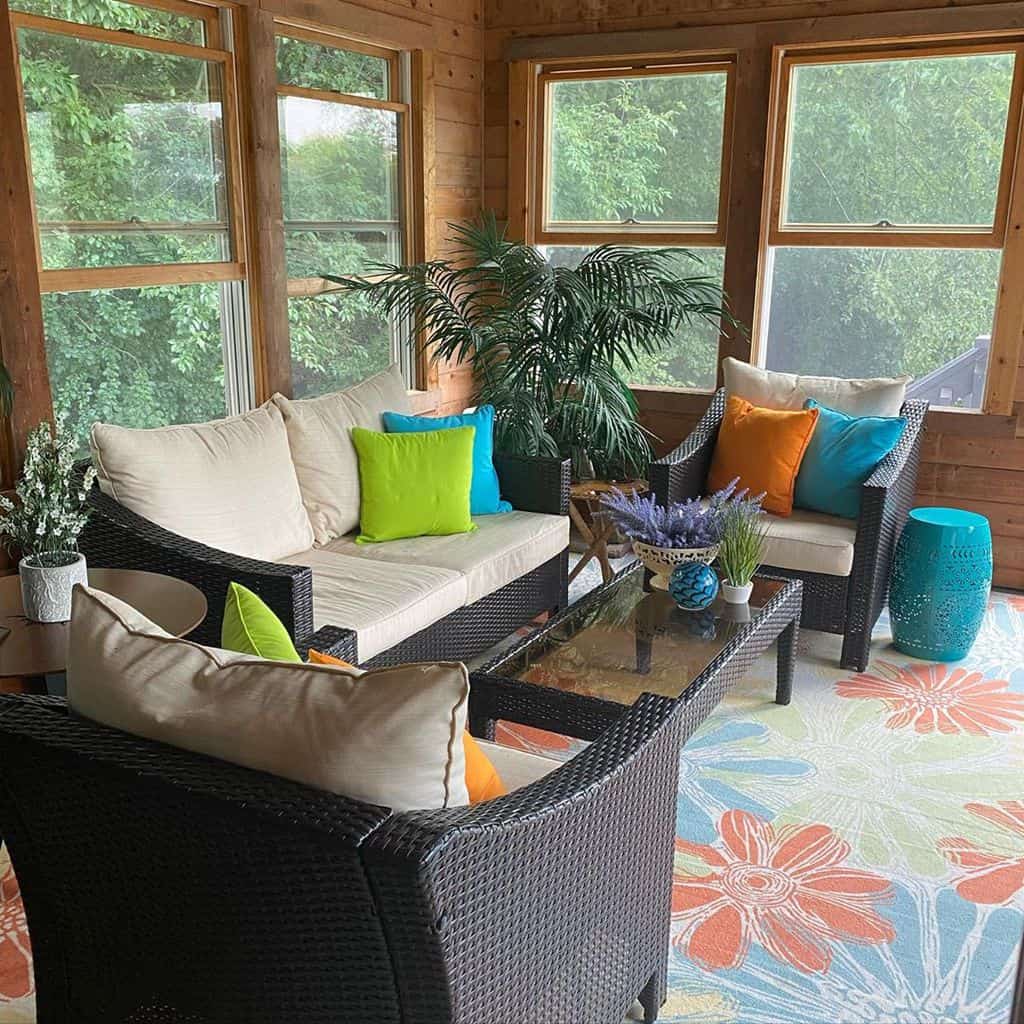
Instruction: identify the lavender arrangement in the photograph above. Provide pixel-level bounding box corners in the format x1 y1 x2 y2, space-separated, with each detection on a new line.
601 478 755 550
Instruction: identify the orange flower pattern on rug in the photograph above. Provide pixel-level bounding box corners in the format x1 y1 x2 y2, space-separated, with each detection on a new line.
835 661 1024 735
672 809 895 974
939 801 1024 906
0 862 32 1002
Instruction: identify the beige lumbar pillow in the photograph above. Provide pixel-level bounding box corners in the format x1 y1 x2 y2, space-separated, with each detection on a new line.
273 363 412 545
91 402 314 563
66 586 469 811
722 356 908 418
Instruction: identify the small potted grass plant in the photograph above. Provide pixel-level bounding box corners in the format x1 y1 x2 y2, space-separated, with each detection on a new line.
716 496 769 605
0 418 95 622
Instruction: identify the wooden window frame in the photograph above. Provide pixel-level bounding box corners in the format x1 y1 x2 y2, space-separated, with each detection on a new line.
530 55 737 248
274 25 414 304
756 34 1024 414
767 40 1024 251
10 7 247 294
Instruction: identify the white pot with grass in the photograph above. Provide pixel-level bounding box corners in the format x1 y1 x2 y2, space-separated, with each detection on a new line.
716 498 769 606
0 418 96 623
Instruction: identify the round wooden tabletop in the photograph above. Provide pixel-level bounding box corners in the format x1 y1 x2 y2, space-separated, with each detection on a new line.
0 568 207 678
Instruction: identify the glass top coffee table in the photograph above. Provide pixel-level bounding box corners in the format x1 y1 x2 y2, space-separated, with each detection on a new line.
469 566 803 742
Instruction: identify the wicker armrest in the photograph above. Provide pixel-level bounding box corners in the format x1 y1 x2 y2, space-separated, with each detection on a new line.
862 399 928 495
648 389 725 505
493 453 571 515
467 670 625 742
80 482 314 648
299 625 360 664
361 691 685 1016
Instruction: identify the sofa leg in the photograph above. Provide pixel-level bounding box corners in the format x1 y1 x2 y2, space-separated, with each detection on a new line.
638 969 663 1023
840 629 871 673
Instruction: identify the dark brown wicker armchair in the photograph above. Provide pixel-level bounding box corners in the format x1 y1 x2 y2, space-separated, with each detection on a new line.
0 676 685 1024
78 452 571 666
649 389 928 672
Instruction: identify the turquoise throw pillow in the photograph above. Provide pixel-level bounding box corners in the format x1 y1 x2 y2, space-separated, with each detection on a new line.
382 405 512 516
794 400 906 519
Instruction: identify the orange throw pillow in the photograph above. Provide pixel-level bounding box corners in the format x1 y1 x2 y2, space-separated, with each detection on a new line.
708 395 819 516
308 649 507 804
308 648 356 669
463 732 507 803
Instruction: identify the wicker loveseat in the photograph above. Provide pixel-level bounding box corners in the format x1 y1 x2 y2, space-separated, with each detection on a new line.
79 365 571 665
0 675 685 1024
650 388 928 671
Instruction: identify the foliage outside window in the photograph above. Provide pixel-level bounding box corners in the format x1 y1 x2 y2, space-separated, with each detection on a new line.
763 48 1020 409
535 62 732 390
276 31 409 398
11 0 242 442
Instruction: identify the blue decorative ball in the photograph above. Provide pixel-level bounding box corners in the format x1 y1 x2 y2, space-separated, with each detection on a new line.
668 561 719 610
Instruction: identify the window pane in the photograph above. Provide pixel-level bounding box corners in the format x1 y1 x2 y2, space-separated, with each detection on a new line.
276 35 389 99
278 95 401 279
10 0 205 44
18 28 231 269
763 247 1000 409
543 246 724 390
288 293 394 398
785 53 1016 227
43 284 227 443
548 71 728 226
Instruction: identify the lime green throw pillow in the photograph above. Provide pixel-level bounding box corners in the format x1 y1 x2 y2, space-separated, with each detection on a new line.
221 581 301 662
351 425 477 544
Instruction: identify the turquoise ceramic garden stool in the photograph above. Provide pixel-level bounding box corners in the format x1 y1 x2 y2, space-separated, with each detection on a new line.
889 507 992 662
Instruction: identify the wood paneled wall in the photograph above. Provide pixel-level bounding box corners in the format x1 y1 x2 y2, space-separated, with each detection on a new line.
483 0 1024 589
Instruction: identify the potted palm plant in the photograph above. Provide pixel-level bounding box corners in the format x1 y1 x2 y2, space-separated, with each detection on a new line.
324 213 734 479
0 419 95 622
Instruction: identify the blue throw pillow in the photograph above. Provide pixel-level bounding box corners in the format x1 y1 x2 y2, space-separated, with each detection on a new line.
794 400 906 519
382 405 513 516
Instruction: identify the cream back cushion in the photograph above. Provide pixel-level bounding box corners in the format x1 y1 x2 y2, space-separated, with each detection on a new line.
723 357 909 417
273 364 412 544
91 403 314 563
67 586 470 811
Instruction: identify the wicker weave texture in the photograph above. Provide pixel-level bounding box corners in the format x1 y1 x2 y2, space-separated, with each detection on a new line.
0 679 686 1024
649 390 927 671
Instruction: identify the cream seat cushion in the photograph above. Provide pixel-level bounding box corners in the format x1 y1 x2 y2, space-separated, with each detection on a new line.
325 510 570 605
91 403 314 563
477 739 560 792
273 364 411 545
761 508 857 577
280 548 468 662
723 356 908 418
67 586 470 811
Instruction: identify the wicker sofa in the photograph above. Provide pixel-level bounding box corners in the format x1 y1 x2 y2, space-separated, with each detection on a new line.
79 366 571 665
0 676 685 1024
650 388 928 672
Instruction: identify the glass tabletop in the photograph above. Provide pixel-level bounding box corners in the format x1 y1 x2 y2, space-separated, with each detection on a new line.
482 567 787 706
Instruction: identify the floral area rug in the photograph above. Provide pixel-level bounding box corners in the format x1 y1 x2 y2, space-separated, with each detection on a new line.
497 593 1024 1024
0 594 1021 1023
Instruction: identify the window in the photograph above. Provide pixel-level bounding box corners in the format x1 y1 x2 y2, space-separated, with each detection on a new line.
533 60 733 389
276 29 410 398
11 0 248 441
762 46 1022 408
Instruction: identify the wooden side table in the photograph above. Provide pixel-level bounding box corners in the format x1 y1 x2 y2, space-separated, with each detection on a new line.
0 568 207 689
568 479 647 585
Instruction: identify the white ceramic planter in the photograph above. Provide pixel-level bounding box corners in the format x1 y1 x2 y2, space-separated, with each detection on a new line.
633 541 720 578
19 552 88 623
720 580 754 605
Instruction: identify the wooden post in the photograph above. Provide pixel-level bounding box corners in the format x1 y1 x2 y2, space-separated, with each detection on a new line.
235 4 291 402
718 45 773 379
0 0 53 480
